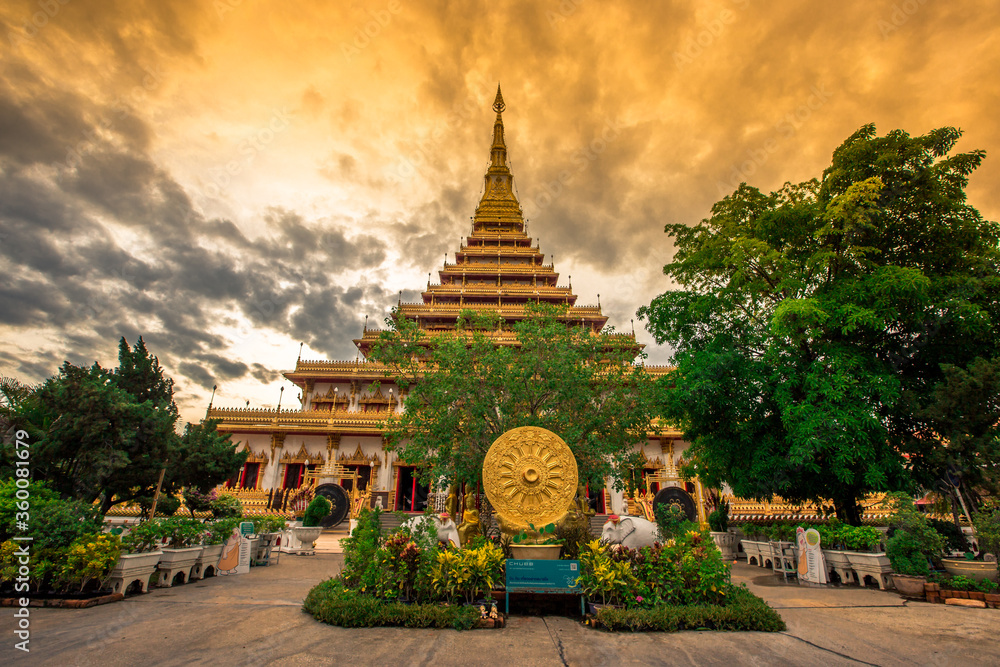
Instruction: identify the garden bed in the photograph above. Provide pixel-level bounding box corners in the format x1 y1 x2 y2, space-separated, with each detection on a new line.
303 579 487 630
587 586 785 632
0 592 124 609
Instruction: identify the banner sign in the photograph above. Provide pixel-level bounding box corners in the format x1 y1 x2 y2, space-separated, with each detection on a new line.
506 559 580 592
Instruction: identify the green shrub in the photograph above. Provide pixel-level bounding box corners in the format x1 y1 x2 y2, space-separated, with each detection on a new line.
708 501 729 533
154 517 206 548
340 508 384 588
122 520 166 553
303 578 480 630
60 533 122 592
592 586 785 633
251 514 288 534
302 495 331 527
883 493 943 576
206 517 243 546
972 501 1000 557
927 518 968 554
654 503 696 541
554 520 592 560
837 524 883 552
211 494 243 519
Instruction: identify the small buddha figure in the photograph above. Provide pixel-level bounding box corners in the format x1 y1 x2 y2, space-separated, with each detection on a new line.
458 490 482 546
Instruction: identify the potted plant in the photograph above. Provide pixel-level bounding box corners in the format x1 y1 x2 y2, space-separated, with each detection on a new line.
510 523 563 560
108 521 164 595
708 501 736 560
883 493 944 597
191 518 241 580
251 515 288 563
154 517 205 587
944 503 1000 583
293 496 330 555
577 539 635 613
210 493 243 519
840 524 892 589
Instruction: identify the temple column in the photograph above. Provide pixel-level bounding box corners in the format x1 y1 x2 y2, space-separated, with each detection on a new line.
268 433 286 489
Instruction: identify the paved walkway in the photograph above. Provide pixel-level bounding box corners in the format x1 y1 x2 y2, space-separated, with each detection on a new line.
7 557 998 666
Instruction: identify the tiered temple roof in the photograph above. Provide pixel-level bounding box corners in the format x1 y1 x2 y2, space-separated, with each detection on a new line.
353 85 619 354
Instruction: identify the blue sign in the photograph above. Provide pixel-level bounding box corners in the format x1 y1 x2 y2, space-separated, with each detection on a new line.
505 559 583 615
506 559 580 592
239 521 255 537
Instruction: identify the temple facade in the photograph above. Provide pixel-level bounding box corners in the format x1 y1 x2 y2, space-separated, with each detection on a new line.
207 87 698 522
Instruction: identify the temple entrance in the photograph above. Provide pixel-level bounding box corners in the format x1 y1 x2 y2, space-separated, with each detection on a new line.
395 466 429 512
239 463 260 489
341 464 371 492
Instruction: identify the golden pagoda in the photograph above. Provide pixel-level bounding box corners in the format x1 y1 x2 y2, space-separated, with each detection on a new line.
355 85 618 355
205 86 686 522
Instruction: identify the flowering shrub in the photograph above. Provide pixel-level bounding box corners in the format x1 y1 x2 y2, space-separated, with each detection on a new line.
183 488 217 516
579 528 732 608
60 534 122 592
122 520 165 553
210 494 243 519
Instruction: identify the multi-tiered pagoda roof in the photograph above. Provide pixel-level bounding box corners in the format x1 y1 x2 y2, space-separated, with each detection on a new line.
353 85 629 355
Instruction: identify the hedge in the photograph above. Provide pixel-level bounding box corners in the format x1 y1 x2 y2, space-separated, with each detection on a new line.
303 579 481 630
592 585 785 633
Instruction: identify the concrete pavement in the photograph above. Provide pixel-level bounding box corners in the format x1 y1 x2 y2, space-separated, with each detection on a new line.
7 555 998 666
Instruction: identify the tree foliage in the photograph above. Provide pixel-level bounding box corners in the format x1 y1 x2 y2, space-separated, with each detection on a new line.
639 125 1000 523
6 337 245 512
368 304 657 489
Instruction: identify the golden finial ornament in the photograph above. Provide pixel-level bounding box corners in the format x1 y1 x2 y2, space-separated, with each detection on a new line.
492 84 505 114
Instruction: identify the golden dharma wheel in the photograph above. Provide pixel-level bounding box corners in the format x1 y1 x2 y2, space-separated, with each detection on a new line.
482 426 578 532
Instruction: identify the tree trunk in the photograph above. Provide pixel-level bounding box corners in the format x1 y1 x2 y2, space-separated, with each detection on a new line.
833 495 863 526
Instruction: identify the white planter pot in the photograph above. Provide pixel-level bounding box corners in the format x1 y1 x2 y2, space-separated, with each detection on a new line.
156 546 203 587
292 526 323 555
190 543 225 580
510 544 562 560
741 540 769 567
822 549 855 584
942 558 999 583
844 551 892 590
710 532 736 560
108 551 162 595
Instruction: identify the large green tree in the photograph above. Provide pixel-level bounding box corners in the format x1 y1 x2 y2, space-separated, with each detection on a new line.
368 305 657 489
10 337 245 512
639 125 1000 524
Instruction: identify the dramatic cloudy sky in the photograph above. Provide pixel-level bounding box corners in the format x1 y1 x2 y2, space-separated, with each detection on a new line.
1 0 998 425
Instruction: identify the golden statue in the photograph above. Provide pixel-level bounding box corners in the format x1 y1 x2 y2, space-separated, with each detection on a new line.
482 426 578 537
446 485 459 519
457 489 481 546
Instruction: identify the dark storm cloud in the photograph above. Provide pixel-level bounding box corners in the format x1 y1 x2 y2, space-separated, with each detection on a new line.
0 55 390 396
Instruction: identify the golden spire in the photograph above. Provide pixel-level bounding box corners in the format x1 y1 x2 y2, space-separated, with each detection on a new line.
474 83 522 231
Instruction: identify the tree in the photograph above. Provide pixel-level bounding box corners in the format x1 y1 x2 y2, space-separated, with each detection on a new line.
10 338 245 513
367 304 657 490
639 125 1000 524
166 419 246 494
22 360 177 513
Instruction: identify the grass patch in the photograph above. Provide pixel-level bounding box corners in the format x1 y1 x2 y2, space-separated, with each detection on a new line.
303 579 481 630
592 585 785 633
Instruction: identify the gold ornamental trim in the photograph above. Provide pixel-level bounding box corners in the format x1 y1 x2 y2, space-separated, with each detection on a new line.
482 426 577 532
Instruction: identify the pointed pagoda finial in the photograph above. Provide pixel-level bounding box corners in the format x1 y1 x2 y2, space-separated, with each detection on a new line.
493 83 505 114
297 342 303 361
631 318 636 335
363 314 369 333
597 293 601 307
398 290 402 306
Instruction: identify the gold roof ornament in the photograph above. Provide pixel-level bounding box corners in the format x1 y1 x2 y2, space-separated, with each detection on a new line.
492 83 505 113
483 426 578 535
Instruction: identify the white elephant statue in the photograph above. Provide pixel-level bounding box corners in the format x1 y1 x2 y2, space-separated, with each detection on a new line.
601 515 659 549
401 513 461 548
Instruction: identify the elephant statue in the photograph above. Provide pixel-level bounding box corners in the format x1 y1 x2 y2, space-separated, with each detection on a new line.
401 513 461 548
600 514 659 549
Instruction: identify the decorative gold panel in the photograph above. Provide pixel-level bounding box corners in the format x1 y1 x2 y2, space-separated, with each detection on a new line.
482 426 577 533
